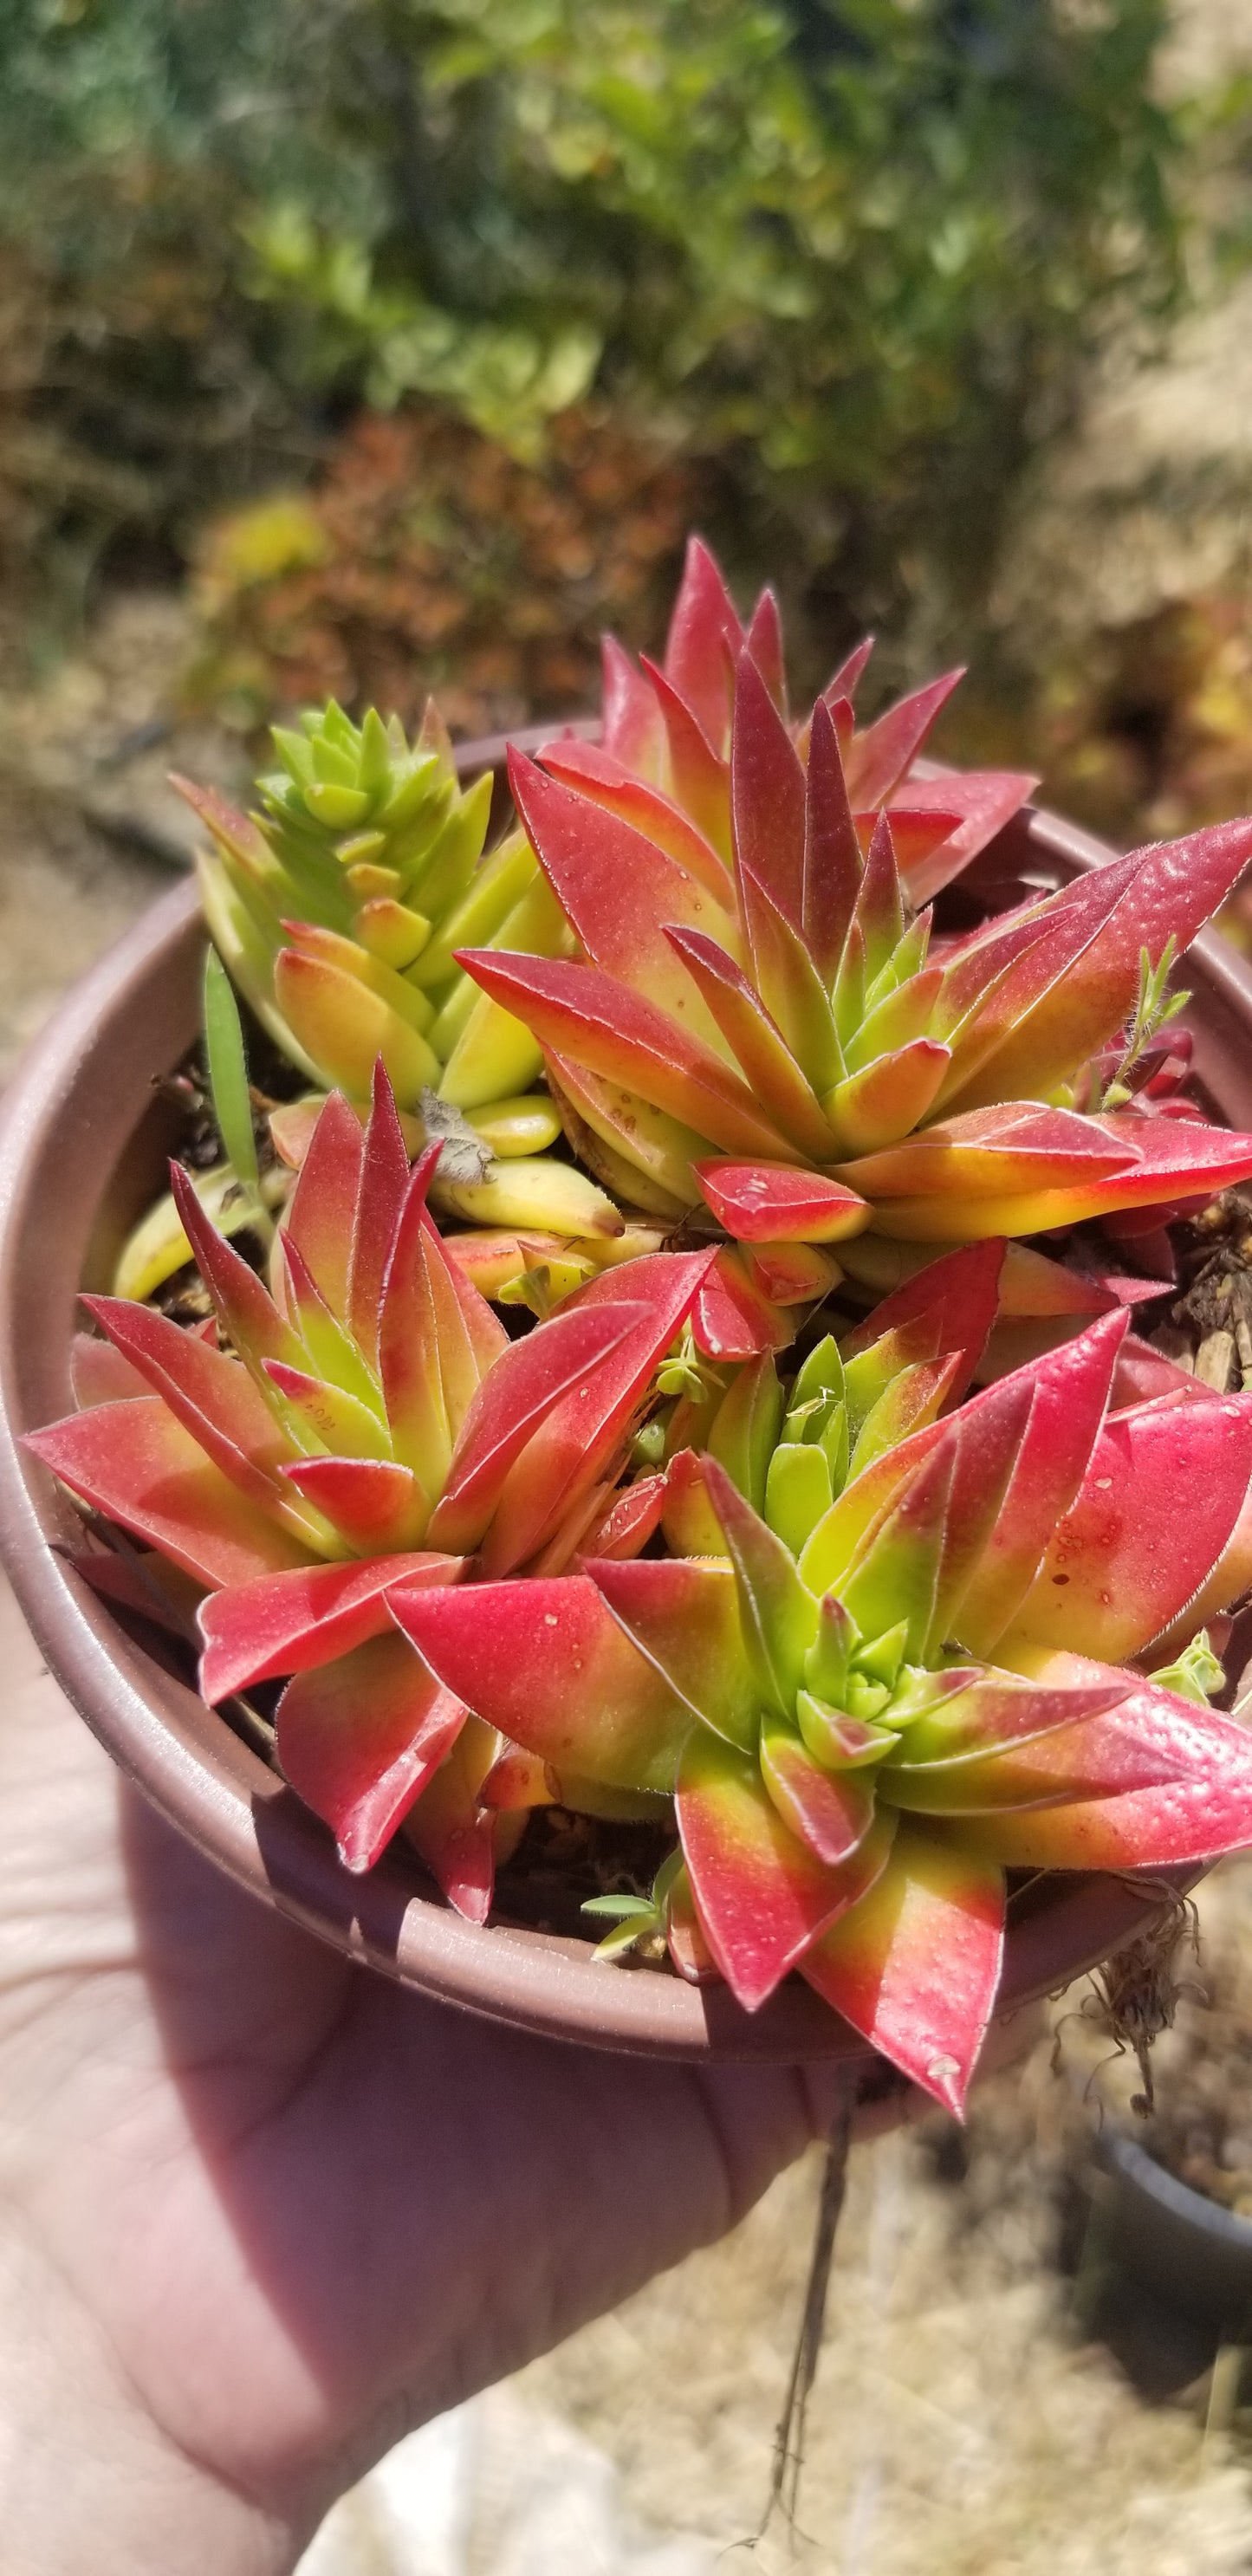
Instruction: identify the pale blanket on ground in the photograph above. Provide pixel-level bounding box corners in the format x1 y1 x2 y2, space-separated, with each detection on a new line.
296 2390 713 2576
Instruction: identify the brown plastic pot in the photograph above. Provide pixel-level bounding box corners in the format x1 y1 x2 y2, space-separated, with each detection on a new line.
0 734 1223 2062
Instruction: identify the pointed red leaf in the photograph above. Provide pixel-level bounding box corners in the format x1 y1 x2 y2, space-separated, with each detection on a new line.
347 1058 412 1367
426 1301 645 1553
282 1455 426 1551
840 1101 1132 1200
640 653 731 855
662 535 743 751
456 950 801 1164
734 845 843 1088
868 809 963 877
539 736 729 897
760 1723 876 1866
1004 1391 1252 1663
276 1631 466 1872
694 1159 869 1245
478 1251 716 1574
172 775 271 872
937 858 1138 1067
24 1399 312 1590
587 1554 757 1746
417 1205 500 1445
730 649 808 931
821 636 875 710
887 1699 1192 1813
843 671 964 807
377 1141 449 1483
840 1238 1005 1401
847 812 905 986
801 1823 1004 2113
928 1372 1036 1647
745 587 786 710
578 1472 668 1562
284 1090 365 1320
894 1667 1131 1762
954 1311 1130 1656
1110 1333 1206 1411
678 1732 897 2012
168 1160 306 1380
954 1661 1252 1869
692 1245 795 1359
944 819 1252 1111
402 1714 502 1923
388 1574 694 1793
79 1294 295 1513
888 771 1037 903
70 1331 150 1407
198 1550 462 1702
508 749 741 1051
600 633 667 776
873 1109 1252 1242
802 696 862 980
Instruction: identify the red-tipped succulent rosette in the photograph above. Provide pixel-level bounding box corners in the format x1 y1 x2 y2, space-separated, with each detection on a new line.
24 1064 715 1903
453 537 1252 1357
542 535 1038 912
392 1277 1252 2114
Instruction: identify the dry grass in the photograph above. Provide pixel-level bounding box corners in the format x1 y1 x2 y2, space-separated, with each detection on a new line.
517 1877 1252 2573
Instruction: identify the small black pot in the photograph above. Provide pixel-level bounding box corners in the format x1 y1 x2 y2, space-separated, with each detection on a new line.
1093 2126 1252 2333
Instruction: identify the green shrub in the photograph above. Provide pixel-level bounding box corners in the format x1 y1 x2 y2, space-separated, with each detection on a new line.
0 0 1197 639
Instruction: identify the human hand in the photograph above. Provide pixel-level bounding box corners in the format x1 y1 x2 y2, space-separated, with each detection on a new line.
0 1576 858 2575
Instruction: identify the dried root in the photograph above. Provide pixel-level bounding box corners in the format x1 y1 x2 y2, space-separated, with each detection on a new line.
1052 1887 1201 2116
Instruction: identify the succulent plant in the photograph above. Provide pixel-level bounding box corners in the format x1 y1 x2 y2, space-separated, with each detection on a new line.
457 539 1252 1354
27 1065 714 1905
538 535 1040 909
59 538 1252 2115
173 699 622 1246
390 1243 1252 2110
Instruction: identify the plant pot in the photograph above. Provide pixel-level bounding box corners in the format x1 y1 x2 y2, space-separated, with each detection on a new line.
1089 2127 1252 2333
0 734 1216 2062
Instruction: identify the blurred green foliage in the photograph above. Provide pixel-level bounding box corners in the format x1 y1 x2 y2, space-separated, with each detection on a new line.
0 0 1196 639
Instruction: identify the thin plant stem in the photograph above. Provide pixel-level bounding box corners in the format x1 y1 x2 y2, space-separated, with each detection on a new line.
757 2078 856 2544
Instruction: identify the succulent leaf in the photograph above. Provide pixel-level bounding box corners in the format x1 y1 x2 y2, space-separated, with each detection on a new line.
675 1731 889 2012
199 1551 462 1703
25 1398 314 1591
276 1632 467 1874
30 1068 711 1896
402 1715 508 1925
801 1823 1004 2115
388 1574 695 1794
